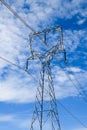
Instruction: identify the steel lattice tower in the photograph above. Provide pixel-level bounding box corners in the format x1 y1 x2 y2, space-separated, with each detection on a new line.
26 26 66 130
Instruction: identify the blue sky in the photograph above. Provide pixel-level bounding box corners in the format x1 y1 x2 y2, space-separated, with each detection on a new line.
0 0 87 130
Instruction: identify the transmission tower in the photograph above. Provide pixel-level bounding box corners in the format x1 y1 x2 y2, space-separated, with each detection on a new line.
26 26 66 130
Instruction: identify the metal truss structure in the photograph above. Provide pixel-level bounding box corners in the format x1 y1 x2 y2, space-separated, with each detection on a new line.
26 26 66 130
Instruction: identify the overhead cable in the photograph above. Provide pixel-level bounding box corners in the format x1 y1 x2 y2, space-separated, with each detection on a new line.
0 0 34 31
59 64 87 104
58 101 87 128
64 63 87 104
0 56 39 83
0 0 49 47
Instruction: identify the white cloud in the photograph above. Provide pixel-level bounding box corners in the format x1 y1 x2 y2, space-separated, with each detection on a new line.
57 0 87 19
65 67 82 73
77 18 86 25
64 30 86 52
0 115 14 122
0 67 37 103
0 113 31 129
0 113 52 130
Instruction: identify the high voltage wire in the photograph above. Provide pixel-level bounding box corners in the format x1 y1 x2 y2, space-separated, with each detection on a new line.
0 56 87 128
52 59 87 104
57 63 87 104
0 0 34 31
63 63 87 104
66 63 86 88
0 0 49 47
0 56 39 83
58 101 87 128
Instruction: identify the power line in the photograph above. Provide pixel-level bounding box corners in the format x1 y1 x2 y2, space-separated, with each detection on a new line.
0 0 49 47
63 63 87 103
58 101 87 128
0 56 39 83
64 68 87 104
66 63 87 91
0 0 34 31
52 60 87 104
